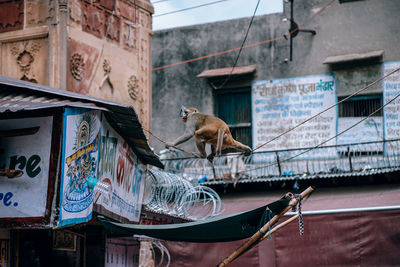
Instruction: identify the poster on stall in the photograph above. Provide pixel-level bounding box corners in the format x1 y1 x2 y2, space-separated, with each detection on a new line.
0 117 53 219
383 61 400 156
252 74 337 158
337 117 383 151
97 116 145 222
59 109 101 226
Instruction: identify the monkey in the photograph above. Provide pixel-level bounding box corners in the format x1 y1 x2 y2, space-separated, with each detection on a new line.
166 106 252 162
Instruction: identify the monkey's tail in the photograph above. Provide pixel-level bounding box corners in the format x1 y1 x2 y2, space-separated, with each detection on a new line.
216 129 224 156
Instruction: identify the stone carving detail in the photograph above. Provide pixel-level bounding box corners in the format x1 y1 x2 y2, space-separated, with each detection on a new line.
26 0 55 26
139 10 149 28
106 14 121 42
83 4 106 38
70 53 85 81
10 40 42 80
97 0 115 10
103 59 111 75
122 23 137 51
17 51 34 73
100 59 114 94
127 75 139 100
0 0 24 33
69 0 82 26
117 1 136 22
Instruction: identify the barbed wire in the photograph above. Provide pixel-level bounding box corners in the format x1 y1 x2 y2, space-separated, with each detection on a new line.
143 168 222 220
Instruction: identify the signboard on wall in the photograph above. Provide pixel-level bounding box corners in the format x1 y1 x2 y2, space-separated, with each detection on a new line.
383 61 400 155
59 109 101 226
337 117 383 151
0 117 53 219
97 117 145 222
252 75 337 157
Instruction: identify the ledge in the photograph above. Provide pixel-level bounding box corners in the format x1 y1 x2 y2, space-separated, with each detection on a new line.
0 26 49 43
323 50 384 65
197 65 257 78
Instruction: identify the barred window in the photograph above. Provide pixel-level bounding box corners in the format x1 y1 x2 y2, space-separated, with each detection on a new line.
338 94 382 117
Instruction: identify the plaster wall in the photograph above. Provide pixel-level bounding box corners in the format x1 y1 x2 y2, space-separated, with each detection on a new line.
152 0 400 153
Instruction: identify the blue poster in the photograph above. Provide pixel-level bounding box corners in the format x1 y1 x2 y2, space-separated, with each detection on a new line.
59 108 101 226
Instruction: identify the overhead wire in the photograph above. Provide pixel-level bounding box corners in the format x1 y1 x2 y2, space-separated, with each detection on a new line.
152 0 336 71
213 0 261 89
87 0 118 91
152 0 170 4
153 67 400 165
242 88 400 174
153 0 229 17
253 66 400 152
150 0 395 163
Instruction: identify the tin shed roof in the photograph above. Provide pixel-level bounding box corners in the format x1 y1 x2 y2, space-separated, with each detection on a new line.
0 75 163 168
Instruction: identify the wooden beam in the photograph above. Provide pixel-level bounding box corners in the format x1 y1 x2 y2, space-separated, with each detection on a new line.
218 186 314 267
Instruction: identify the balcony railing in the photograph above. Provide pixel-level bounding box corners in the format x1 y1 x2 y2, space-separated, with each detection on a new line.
160 139 400 185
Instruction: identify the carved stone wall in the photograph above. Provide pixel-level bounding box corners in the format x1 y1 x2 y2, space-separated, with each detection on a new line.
1 37 48 84
68 0 154 131
26 0 55 27
0 0 24 33
0 0 154 130
68 38 99 94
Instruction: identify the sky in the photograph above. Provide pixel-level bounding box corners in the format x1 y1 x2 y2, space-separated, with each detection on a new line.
150 0 283 31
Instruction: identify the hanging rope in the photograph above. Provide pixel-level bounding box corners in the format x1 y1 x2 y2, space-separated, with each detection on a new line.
296 194 304 236
143 128 200 158
266 207 272 239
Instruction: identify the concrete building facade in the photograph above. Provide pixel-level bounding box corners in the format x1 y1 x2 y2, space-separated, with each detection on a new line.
152 0 400 153
151 0 400 266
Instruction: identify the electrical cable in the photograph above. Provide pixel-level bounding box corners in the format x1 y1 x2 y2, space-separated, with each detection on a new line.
152 0 170 4
252 66 400 152
153 0 229 17
242 88 400 174
155 67 400 166
87 0 118 91
213 0 261 89
152 0 336 71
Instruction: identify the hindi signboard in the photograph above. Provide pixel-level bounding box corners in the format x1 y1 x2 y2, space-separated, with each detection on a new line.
383 61 400 155
97 117 145 222
252 75 337 158
337 117 383 151
0 117 53 219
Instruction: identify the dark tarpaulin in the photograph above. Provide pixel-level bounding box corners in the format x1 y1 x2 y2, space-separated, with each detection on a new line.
97 197 289 243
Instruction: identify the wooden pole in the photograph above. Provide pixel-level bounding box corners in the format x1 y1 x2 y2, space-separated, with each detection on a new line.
218 186 314 267
235 213 300 260
259 214 299 241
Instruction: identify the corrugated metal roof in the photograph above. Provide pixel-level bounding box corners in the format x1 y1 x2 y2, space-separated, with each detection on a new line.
196 65 257 78
201 167 400 185
0 75 163 168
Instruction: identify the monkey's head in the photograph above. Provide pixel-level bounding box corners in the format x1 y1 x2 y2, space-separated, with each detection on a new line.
180 106 198 122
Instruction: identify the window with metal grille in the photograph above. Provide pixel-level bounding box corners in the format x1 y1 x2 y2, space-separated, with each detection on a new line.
215 88 252 150
338 94 382 117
